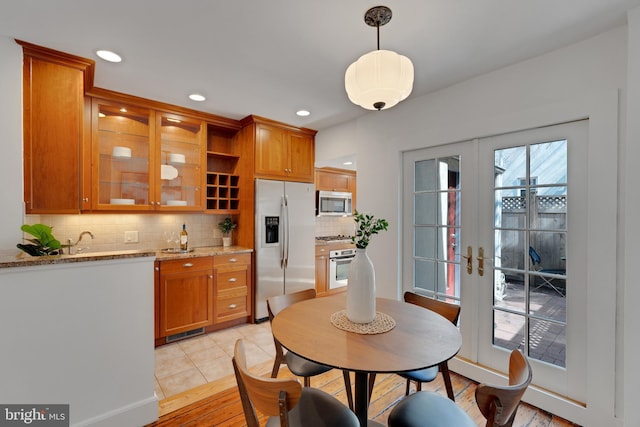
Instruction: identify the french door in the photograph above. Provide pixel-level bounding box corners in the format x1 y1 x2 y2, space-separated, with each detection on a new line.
402 120 588 401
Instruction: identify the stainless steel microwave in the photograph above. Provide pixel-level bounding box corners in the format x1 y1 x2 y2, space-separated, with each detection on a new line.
316 191 353 216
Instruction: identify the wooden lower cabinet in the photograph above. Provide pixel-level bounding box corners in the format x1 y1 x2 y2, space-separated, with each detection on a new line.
155 252 252 345
315 246 330 296
213 253 251 323
158 257 214 337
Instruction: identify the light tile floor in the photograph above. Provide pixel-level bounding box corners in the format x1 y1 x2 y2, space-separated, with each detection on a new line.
154 322 275 400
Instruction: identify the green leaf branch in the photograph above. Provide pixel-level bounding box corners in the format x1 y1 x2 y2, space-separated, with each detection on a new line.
351 210 389 249
17 223 63 256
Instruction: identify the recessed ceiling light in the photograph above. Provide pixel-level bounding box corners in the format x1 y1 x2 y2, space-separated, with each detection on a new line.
189 93 206 102
96 50 122 63
296 110 311 117
343 161 353 166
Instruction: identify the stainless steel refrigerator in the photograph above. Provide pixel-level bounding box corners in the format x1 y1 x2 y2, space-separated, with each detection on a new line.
254 179 316 321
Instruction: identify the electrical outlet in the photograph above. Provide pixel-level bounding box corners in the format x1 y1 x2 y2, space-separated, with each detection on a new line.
124 231 139 243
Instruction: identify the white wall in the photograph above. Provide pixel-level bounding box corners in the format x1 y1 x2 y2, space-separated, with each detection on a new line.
0 257 158 426
623 7 640 427
0 38 25 248
317 25 630 426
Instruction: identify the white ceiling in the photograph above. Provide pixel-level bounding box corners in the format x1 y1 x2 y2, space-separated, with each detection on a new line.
2 0 639 134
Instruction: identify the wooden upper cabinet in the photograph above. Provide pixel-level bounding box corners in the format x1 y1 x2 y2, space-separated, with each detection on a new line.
20 41 95 213
250 118 316 183
288 132 315 181
91 99 154 210
255 123 288 178
315 167 355 192
90 98 208 211
156 113 206 211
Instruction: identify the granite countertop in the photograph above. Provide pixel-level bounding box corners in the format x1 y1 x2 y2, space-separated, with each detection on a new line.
154 245 253 261
0 246 253 269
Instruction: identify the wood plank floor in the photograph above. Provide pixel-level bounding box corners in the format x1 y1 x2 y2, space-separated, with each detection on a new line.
148 360 581 427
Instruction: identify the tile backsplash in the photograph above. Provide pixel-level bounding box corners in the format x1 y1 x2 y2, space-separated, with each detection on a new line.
21 213 356 253
28 213 230 253
315 216 355 238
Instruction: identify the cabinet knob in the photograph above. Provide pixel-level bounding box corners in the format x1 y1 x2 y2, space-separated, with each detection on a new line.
227 277 237 282
228 304 237 309
155 267 159 271
229 258 237 262
183 262 193 268
209 275 213 279
83 197 89 202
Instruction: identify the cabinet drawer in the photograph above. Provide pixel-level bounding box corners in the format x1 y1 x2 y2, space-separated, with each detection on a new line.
216 266 248 291
215 294 248 322
160 257 212 274
214 253 251 266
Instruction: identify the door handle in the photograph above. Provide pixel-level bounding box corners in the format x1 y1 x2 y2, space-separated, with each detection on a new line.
477 247 485 277
461 246 473 275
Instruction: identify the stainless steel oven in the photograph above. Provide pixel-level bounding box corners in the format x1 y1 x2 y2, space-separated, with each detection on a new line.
329 248 356 289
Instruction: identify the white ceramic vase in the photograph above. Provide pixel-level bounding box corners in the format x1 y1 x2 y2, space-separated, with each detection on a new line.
346 248 376 323
222 235 232 247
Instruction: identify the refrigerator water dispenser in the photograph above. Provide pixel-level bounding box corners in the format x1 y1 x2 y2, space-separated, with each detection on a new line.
265 216 279 244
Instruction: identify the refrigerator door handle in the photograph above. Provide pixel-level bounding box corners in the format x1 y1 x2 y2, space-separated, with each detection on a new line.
280 195 286 268
283 194 289 269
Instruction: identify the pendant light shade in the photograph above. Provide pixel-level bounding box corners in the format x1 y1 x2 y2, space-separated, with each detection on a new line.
345 6 414 111
345 49 414 111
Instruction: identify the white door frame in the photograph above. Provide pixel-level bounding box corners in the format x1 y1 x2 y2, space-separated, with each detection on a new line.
401 91 619 426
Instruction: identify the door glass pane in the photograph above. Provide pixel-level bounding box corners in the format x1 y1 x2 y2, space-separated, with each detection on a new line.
530 140 567 185
415 159 436 191
493 311 525 351
415 193 436 224
96 102 151 206
159 115 203 207
413 156 461 301
493 140 567 368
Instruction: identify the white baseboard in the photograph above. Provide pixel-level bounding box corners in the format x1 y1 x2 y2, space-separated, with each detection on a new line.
72 395 158 427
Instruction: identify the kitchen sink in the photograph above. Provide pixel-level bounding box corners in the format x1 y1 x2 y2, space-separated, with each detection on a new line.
161 248 195 254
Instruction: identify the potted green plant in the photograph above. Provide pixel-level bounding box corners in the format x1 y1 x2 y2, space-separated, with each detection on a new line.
218 217 237 247
347 211 389 323
351 210 389 249
16 223 63 256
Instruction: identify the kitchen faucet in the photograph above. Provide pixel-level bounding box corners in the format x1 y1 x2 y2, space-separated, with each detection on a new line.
64 231 95 254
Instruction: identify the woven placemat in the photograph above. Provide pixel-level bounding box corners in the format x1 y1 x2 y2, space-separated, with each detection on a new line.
330 310 396 335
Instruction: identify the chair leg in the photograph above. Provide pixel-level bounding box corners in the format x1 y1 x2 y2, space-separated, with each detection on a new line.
271 359 280 378
342 370 353 410
440 362 455 401
368 373 376 402
404 378 411 396
303 376 310 387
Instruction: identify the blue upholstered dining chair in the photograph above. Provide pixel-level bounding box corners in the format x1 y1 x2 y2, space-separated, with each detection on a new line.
388 349 532 427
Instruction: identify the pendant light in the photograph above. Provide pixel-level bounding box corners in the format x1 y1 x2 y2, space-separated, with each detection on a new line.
345 6 414 111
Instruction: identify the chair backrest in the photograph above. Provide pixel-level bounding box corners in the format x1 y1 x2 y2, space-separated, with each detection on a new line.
404 291 461 326
232 339 303 427
529 246 541 266
267 288 317 320
475 349 533 427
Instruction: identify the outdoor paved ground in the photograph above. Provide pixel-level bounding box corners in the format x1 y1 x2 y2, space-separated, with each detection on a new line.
493 280 566 367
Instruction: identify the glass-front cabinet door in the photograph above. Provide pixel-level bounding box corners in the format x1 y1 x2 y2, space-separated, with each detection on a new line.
92 99 154 210
155 113 206 210
91 99 206 211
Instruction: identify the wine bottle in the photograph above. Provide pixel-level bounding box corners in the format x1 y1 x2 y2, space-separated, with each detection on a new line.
180 224 188 250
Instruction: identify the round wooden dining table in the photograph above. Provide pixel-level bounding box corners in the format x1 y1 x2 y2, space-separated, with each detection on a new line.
271 293 462 427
